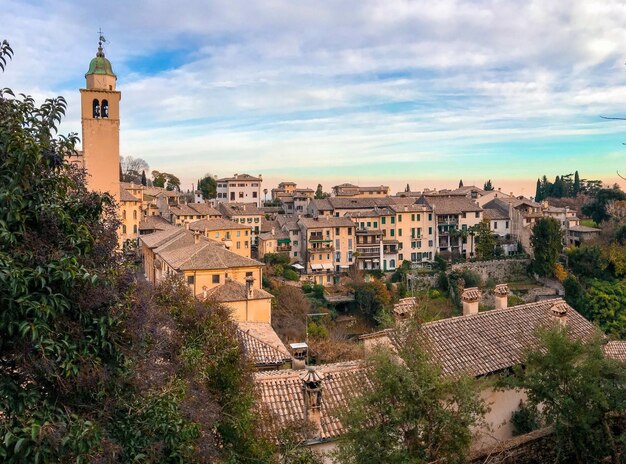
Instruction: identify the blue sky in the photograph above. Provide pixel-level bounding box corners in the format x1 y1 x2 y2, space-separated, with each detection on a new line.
3 0 626 194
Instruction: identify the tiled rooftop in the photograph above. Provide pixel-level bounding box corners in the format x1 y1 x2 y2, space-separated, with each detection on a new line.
236 322 291 367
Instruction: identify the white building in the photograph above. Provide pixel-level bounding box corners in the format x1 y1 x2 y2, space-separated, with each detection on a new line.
215 174 263 207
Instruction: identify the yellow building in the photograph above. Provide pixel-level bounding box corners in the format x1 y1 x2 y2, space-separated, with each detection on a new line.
168 203 222 226
189 217 251 257
80 38 121 202
139 228 270 323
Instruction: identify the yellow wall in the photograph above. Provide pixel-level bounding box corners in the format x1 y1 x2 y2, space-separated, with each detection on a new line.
80 87 121 201
120 199 141 243
204 227 251 257
182 266 263 294
222 298 272 323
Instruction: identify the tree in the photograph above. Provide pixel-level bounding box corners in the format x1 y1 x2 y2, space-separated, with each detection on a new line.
535 178 543 201
335 324 485 464
198 173 217 199
530 217 563 277
582 187 626 223
474 219 497 260
573 279 626 337
483 179 494 191
140 169 147 186
314 183 329 199
353 280 391 324
152 170 166 187
552 175 564 198
573 170 581 196
120 155 149 183
508 327 626 464
566 245 610 280
152 170 181 191
458 179 464 188
405 183 410 192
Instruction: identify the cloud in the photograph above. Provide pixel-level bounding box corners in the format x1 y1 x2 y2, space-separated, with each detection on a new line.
3 0 626 192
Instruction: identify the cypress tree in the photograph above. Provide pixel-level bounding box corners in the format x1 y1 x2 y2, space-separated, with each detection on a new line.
573 170 581 196
535 178 542 201
459 179 464 188
141 170 147 186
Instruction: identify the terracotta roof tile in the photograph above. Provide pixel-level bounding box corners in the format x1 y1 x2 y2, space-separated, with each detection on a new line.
604 341 626 362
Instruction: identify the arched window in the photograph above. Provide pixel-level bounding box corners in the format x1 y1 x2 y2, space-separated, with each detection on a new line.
122 210 126 220
92 99 100 118
133 210 137 220
101 100 109 118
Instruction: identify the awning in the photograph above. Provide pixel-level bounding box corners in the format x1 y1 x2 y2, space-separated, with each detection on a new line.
310 263 323 270
292 263 305 270
339 265 350 269
321 263 334 270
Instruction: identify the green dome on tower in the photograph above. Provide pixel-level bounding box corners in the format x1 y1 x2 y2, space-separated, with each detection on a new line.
85 44 116 78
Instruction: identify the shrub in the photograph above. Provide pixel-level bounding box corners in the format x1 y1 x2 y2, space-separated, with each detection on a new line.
283 268 300 281
436 272 449 293
302 283 313 293
511 402 540 436
428 289 442 299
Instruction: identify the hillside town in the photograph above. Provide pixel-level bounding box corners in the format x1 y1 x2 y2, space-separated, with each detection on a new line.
4 6 626 464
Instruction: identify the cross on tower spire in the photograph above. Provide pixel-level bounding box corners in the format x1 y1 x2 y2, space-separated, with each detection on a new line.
97 28 106 57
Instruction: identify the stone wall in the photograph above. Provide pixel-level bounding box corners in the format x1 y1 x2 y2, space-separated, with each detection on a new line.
450 259 530 283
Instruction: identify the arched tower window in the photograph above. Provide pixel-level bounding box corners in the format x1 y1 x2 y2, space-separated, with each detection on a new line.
92 99 100 118
101 100 109 118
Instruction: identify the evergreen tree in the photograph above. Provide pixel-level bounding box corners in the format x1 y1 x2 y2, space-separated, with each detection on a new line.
198 174 217 199
573 170 581 196
140 169 147 186
530 217 563 277
459 179 464 188
119 162 123 181
553 175 564 198
535 178 543 201
405 183 410 192
474 219 497 260
483 179 494 191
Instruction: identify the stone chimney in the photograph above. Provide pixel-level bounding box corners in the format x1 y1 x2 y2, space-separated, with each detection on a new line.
494 284 510 310
245 275 254 299
461 287 481 315
550 301 568 326
193 231 201 244
300 366 323 438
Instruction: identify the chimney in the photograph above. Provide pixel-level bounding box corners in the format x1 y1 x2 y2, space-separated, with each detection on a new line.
461 287 481 315
271 227 275 236
185 221 190 230
494 284 510 309
300 366 323 438
550 301 568 326
193 231 201 244
245 275 254 299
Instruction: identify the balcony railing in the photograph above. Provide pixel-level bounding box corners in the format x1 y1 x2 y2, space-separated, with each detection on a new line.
276 245 292 252
308 244 334 252
356 246 380 257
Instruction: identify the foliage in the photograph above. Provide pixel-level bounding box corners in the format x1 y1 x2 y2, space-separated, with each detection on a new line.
152 170 181 191
272 284 312 340
510 402 541 436
334 325 485 464
0 44 129 462
507 294 525 307
314 184 329 199
582 187 626 224
530 217 563 277
120 155 149 183
553 262 568 282
535 171 600 202
301 283 313 293
474 219 497 260
603 243 626 279
197 174 217 199
264 252 292 266
483 179 494 191
390 260 411 283
436 271 449 293
566 245 610 280
574 279 626 338
434 254 448 271
352 280 391 324
283 268 300 281
507 328 626 463
307 320 329 340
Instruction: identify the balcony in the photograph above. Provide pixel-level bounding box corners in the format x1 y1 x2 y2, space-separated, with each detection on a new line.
309 232 331 241
356 228 381 236
308 244 334 253
276 244 292 252
356 246 380 257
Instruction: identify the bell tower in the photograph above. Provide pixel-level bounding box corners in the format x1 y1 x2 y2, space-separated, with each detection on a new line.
80 33 121 200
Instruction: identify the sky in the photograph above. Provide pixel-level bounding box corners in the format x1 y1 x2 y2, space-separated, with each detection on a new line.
3 0 626 195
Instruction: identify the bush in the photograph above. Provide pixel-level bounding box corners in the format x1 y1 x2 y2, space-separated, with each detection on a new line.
263 252 291 266
436 272 449 293
312 284 325 300
283 268 300 281
511 402 540 436
428 289 443 299
484 277 496 290
307 320 329 340
434 254 448 271
273 263 285 276
507 294 525 307
460 269 481 288
302 283 313 293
